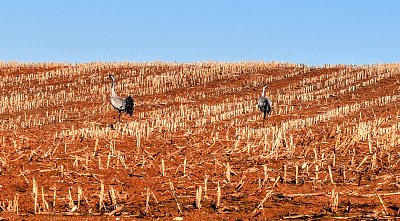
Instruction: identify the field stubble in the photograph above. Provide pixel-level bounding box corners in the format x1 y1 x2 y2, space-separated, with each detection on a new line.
0 61 400 220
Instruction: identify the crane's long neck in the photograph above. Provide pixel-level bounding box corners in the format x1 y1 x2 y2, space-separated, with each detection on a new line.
110 78 117 97
261 86 267 97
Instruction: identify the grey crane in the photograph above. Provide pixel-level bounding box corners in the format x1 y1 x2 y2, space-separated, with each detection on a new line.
109 75 134 122
258 85 272 119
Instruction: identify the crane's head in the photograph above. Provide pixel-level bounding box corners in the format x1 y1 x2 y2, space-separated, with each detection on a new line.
109 75 115 81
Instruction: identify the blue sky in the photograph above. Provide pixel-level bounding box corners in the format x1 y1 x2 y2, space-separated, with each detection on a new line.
1 1 399 65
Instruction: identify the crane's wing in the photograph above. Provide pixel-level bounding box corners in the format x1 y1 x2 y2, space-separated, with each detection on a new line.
258 97 272 113
257 97 262 107
111 95 126 111
257 97 267 109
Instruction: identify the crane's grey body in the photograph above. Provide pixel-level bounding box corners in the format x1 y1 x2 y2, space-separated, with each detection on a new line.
258 85 272 119
109 75 134 122
110 92 126 112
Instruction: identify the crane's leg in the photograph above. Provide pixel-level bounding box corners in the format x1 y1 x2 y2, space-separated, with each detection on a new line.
262 111 265 127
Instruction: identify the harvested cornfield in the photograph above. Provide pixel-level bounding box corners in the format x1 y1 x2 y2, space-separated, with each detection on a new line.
0 61 400 220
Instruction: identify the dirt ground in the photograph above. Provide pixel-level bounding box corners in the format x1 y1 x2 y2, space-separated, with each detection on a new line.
0 62 400 220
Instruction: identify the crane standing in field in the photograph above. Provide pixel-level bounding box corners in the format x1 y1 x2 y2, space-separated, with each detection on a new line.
258 85 272 120
109 75 134 123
